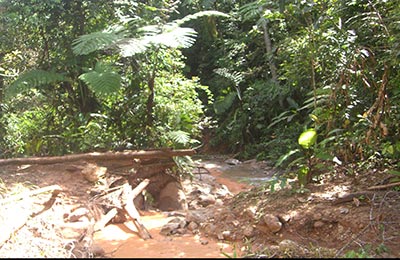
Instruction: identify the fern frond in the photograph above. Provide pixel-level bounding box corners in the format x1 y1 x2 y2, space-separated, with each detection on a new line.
72 31 124 55
239 1 262 21
6 70 65 99
79 62 121 96
168 130 190 145
214 68 244 87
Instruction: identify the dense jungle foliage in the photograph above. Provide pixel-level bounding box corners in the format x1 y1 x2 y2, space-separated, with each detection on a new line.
0 0 399 182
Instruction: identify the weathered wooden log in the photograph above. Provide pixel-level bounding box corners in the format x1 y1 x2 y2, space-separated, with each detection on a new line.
93 208 119 232
0 149 196 166
122 180 152 240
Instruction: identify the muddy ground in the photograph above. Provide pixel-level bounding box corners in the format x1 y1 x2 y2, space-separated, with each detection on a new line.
0 154 399 258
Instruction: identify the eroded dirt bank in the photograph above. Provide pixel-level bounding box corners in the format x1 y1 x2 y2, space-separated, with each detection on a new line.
0 155 399 258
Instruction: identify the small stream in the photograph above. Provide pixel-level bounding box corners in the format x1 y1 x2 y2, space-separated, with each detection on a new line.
195 156 279 186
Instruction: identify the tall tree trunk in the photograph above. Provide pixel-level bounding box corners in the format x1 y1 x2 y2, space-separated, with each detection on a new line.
146 74 155 139
261 19 278 82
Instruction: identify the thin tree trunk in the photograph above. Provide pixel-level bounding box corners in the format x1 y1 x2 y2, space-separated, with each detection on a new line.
146 75 155 130
261 19 278 82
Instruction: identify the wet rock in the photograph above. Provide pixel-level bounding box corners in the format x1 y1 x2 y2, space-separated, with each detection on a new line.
202 223 217 235
263 214 283 233
186 209 209 224
225 159 241 165
187 221 199 231
160 222 181 236
176 228 187 235
169 217 187 229
158 181 188 211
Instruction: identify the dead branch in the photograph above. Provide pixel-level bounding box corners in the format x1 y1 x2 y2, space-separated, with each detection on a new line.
31 188 62 217
367 182 400 191
0 149 196 166
331 191 375 205
93 208 118 232
0 185 62 205
122 180 152 240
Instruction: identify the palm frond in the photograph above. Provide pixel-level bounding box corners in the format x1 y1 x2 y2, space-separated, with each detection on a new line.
149 27 198 49
79 62 121 96
5 70 65 99
72 31 123 55
117 38 150 57
171 10 229 27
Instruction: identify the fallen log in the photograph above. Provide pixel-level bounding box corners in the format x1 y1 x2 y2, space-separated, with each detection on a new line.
0 149 196 166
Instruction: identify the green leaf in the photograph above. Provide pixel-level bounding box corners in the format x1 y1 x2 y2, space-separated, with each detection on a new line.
72 31 123 55
315 152 333 160
275 149 300 167
213 92 237 115
388 170 400 176
298 128 317 149
79 62 121 96
6 70 65 99
168 130 190 145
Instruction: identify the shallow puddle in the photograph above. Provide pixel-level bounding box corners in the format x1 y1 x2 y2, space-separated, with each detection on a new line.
94 212 233 258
